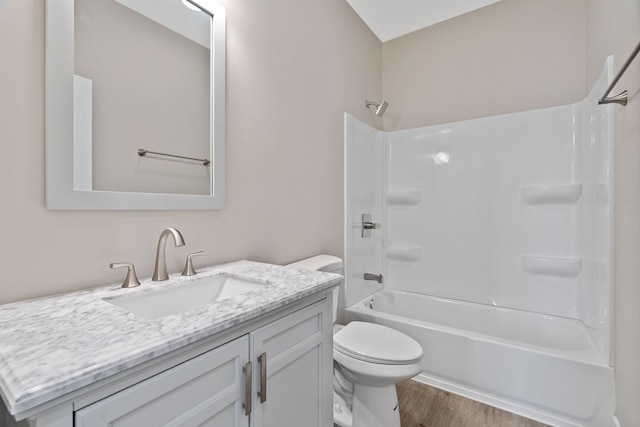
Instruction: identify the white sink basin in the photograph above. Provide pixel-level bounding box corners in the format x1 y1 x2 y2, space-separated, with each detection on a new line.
104 274 266 320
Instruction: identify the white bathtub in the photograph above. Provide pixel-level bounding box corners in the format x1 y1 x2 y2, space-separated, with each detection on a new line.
344 289 615 427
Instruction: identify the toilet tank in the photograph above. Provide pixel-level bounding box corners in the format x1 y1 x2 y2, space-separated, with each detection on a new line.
286 255 344 274
286 255 343 322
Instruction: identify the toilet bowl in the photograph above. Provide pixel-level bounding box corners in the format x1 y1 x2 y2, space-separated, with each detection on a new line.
286 255 424 427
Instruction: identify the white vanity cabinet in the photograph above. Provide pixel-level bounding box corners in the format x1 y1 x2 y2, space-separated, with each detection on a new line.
0 262 341 427
74 336 250 427
251 298 329 427
61 297 332 427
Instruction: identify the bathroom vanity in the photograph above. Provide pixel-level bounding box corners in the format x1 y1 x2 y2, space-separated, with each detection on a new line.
0 261 341 427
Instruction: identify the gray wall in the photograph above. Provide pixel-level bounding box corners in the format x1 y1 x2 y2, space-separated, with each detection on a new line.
381 0 587 131
0 0 380 303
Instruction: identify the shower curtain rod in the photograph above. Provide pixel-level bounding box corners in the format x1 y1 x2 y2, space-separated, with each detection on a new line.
598 39 640 106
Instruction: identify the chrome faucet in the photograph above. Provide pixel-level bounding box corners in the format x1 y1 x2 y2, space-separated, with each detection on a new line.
152 228 186 281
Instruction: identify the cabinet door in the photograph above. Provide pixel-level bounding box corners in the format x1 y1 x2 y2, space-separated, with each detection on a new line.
75 336 250 427
250 300 332 427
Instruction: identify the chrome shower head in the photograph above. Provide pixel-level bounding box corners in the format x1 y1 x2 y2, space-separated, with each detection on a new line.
365 100 389 117
376 100 388 117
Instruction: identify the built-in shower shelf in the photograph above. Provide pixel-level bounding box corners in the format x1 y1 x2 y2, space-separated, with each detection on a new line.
521 255 582 277
386 245 422 261
520 183 582 204
386 189 423 206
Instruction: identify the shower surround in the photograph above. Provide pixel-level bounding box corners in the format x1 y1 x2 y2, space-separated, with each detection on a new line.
344 59 615 426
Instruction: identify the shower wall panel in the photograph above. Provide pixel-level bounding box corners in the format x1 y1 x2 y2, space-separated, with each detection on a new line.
385 106 581 319
344 59 613 364
344 114 384 307
575 59 614 364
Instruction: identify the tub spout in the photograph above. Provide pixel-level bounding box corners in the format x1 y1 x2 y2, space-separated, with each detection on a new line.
364 273 383 283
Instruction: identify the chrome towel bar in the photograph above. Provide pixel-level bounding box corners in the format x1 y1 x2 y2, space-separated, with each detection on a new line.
598 40 640 106
137 148 210 166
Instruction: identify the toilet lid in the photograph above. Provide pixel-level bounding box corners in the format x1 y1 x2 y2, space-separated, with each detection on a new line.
333 322 423 364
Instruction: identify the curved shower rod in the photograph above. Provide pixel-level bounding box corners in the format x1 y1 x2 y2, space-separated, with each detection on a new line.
598 40 640 106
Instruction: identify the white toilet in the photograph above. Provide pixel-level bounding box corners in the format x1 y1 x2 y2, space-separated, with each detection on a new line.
286 255 423 427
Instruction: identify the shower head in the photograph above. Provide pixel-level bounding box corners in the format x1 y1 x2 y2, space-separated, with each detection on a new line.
376 100 389 117
365 100 389 117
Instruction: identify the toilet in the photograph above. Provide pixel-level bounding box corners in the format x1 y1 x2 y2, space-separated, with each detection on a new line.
286 255 423 427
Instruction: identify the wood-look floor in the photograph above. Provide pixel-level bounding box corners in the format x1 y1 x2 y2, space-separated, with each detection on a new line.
396 380 550 427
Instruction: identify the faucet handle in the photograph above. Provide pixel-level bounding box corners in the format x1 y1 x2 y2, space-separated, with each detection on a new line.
182 251 205 276
361 214 382 238
110 262 141 288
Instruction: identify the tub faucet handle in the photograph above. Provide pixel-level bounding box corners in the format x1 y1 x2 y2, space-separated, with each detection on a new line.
182 251 205 276
362 214 382 237
110 262 141 288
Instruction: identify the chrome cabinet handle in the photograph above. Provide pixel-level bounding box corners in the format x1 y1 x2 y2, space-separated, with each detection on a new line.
258 352 267 403
244 362 252 416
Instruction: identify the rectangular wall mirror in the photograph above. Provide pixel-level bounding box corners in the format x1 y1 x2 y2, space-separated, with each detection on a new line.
45 0 225 210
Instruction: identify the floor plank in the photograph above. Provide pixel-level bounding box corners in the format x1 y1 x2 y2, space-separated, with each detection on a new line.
396 380 550 427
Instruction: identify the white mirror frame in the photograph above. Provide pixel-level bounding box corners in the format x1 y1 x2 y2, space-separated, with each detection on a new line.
45 0 225 210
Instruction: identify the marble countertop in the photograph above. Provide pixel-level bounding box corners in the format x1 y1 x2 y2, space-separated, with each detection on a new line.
0 261 342 417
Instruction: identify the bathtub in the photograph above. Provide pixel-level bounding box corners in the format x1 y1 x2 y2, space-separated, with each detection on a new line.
344 289 615 427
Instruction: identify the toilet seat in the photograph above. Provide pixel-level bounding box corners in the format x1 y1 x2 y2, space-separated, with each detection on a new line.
333 321 422 365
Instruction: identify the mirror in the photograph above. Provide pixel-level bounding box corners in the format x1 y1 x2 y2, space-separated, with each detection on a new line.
45 0 225 210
